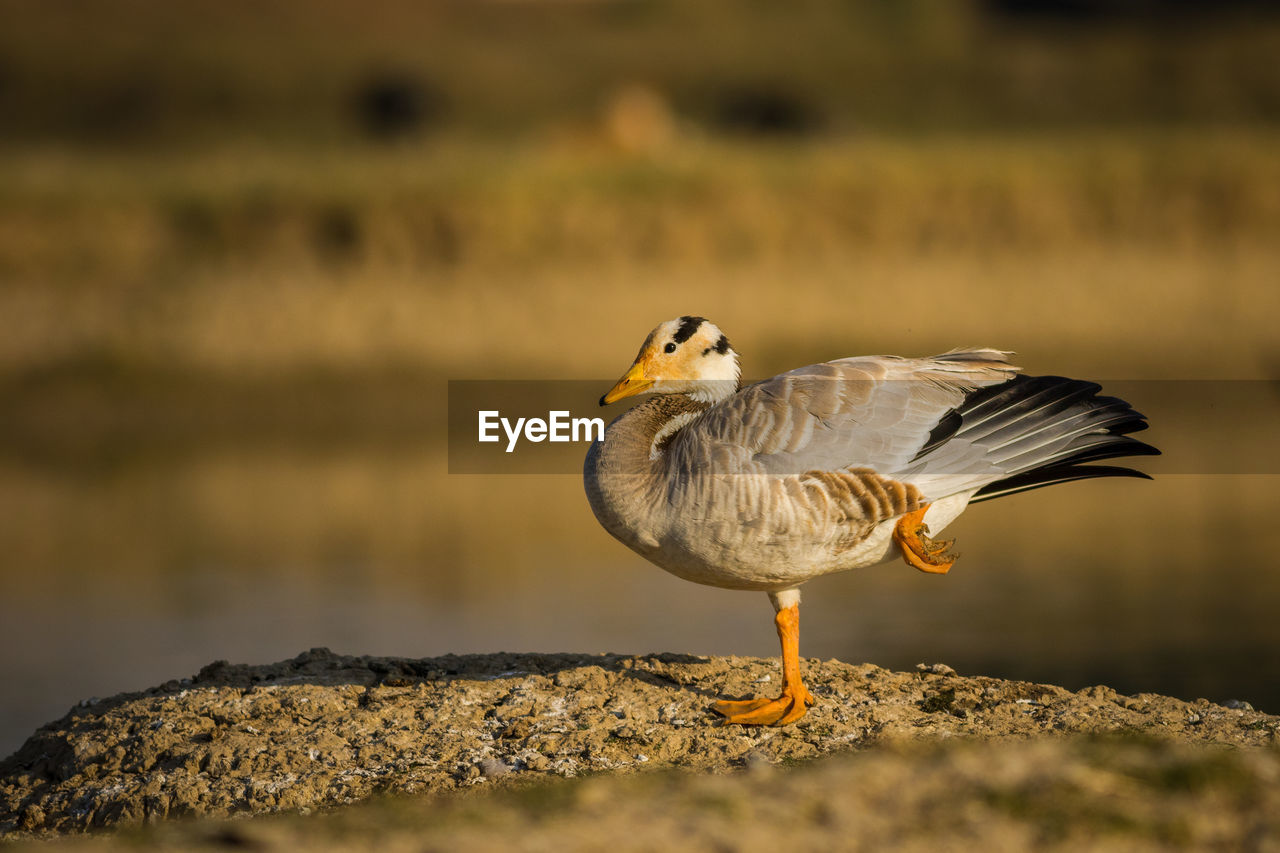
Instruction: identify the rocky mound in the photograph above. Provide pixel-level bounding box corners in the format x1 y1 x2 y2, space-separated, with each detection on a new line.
2 649 1277 839
48 737 1280 852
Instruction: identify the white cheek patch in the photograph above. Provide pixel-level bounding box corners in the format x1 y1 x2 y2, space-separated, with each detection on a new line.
687 383 734 404
688 349 741 401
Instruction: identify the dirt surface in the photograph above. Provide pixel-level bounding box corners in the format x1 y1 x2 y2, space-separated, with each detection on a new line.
2 649 1278 845
27 737 1280 852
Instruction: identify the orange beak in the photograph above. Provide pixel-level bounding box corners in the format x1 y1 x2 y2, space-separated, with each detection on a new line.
600 360 653 406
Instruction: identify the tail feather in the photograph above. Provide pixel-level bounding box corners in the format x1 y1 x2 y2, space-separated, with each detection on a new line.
918 373 1158 502
983 402 1149 466
998 433 1160 475
977 391 1117 448
958 378 1099 442
972 465 1153 503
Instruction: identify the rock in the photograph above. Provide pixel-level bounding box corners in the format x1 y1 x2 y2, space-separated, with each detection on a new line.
477 759 510 779
916 662 957 677
1 649 1276 840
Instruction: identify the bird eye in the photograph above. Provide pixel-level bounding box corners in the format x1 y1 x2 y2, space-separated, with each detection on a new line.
664 343 677 354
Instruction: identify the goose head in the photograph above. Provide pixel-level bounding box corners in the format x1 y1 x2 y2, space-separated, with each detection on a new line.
600 316 740 406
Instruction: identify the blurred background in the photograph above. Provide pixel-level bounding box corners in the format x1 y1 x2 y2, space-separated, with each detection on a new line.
2 0 1279 758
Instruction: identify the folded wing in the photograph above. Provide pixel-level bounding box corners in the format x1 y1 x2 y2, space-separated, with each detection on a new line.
670 349 1018 486
669 349 1157 506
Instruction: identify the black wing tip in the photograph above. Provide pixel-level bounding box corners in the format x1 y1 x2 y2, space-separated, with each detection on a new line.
973 463 1156 503
911 409 963 463
1079 465 1155 482
1127 440 1161 458
1110 416 1151 436
1064 437 1162 464
914 373 1156 465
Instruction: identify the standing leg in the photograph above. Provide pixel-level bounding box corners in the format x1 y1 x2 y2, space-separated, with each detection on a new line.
712 589 815 726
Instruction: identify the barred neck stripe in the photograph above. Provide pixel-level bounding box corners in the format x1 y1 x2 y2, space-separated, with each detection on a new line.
650 410 703 460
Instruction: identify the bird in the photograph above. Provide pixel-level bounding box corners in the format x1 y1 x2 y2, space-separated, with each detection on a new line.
583 315 1158 726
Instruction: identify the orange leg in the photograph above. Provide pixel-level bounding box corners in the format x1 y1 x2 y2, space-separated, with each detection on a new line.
712 603 814 726
894 503 957 574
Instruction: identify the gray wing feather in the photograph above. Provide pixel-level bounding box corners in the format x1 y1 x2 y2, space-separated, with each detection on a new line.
670 350 1018 488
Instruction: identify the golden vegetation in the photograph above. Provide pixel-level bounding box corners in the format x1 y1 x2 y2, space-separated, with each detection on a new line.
1 131 1278 380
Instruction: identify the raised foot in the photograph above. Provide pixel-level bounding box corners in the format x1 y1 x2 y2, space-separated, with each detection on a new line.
712 685 815 726
894 504 958 574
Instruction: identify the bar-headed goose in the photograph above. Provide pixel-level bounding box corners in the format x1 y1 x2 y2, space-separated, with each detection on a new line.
584 316 1158 726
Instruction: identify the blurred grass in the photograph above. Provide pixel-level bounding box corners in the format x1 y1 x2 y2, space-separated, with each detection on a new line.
2 0 1277 382
1 130 1278 381
5 132 1279 275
